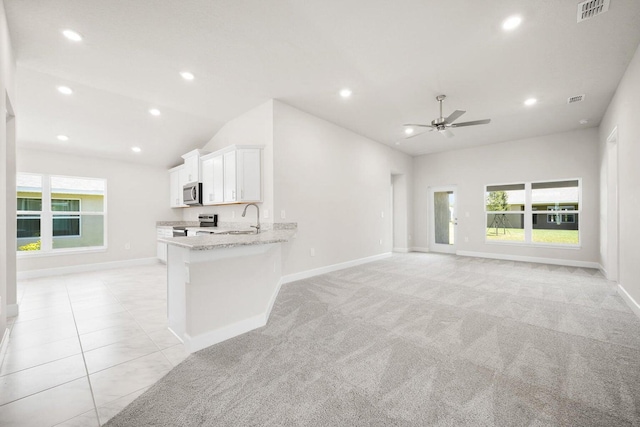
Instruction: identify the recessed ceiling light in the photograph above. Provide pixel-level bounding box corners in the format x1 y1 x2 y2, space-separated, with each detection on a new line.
339 88 352 98
57 86 73 95
180 71 195 81
502 15 522 31
404 128 414 135
57 135 69 141
579 119 589 125
62 29 83 42
524 98 537 106
149 108 161 116
131 146 142 153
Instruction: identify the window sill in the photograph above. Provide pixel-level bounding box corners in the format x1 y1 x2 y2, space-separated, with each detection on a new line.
484 241 581 250
17 247 108 258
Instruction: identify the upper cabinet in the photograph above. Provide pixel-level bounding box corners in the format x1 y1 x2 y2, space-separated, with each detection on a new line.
200 145 263 206
182 149 209 183
169 165 187 208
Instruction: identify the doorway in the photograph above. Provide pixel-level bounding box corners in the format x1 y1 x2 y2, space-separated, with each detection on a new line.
429 186 457 253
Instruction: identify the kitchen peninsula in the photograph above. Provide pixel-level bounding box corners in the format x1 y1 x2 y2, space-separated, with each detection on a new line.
158 223 297 353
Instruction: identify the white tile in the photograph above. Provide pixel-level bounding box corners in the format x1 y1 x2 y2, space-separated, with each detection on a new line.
0 354 87 405
74 311 137 335
161 344 190 366
6 322 79 353
79 322 147 352
0 336 82 376
90 352 172 407
53 409 100 427
72 303 127 322
0 377 95 427
96 386 149 425
84 335 160 374
147 328 181 350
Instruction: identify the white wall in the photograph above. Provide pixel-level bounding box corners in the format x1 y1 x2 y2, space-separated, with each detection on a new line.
413 128 600 265
599 43 640 306
16 148 180 272
1 0 16 339
181 100 274 225
273 101 413 276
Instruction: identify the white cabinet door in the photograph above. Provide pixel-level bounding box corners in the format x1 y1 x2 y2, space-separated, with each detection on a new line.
169 166 186 208
212 154 224 204
201 157 214 205
183 154 199 183
223 151 237 202
237 149 261 202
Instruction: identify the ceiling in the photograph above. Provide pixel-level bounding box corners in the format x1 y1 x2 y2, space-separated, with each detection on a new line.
5 1 640 168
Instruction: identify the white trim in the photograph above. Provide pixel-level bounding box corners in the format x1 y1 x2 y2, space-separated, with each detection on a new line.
617 283 640 319
393 247 409 253
0 328 10 369
17 257 160 279
281 252 392 284
182 313 266 353
6 304 18 317
456 250 599 269
411 247 430 253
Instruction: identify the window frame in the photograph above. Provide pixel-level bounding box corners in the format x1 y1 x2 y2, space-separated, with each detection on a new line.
484 178 581 248
17 173 107 256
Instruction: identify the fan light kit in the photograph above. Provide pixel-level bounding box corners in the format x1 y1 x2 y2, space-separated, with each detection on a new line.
403 95 491 139
404 128 414 135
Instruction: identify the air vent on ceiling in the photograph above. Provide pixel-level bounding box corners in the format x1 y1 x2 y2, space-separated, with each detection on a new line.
567 94 585 104
577 0 610 23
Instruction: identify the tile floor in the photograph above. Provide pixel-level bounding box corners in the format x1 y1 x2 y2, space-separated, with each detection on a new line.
0 263 189 426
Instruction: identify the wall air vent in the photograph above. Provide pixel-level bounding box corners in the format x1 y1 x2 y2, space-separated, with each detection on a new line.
567 94 585 104
577 0 610 23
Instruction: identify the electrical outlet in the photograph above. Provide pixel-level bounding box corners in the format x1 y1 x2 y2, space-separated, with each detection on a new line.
381 211 384 218
310 248 315 257
125 243 130 250
264 209 269 219
379 239 383 245
280 210 286 219
464 236 469 243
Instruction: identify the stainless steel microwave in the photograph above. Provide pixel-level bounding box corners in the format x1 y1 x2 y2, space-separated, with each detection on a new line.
183 182 202 205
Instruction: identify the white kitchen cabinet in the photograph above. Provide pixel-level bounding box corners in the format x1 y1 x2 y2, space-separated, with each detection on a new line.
169 165 187 208
223 150 237 202
201 153 224 205
182 150 201 183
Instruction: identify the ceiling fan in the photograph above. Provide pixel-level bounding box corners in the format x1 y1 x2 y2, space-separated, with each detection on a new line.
404 95 491 138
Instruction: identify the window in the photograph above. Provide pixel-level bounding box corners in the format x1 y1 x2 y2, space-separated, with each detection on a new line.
485 179 580 246
17 174 107 253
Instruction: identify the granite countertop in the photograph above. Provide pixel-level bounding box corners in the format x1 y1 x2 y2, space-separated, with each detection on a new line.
158 228 296 250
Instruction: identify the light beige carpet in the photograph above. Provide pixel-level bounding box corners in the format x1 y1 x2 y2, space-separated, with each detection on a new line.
106 253 640 426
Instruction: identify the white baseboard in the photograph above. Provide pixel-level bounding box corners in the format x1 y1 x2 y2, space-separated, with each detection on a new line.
617 283 640 319
281 252 392 284
0 328 10 369
455 250 600 269
17 257 161 279
6 304 18 318
410 247 430 253
183 313 266 353
393 247 409 253
599 264 608 278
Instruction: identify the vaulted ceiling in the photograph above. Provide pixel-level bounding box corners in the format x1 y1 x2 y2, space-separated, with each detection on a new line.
5 1 640 167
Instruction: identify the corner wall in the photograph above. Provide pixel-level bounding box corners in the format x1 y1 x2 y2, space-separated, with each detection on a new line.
413 128 600 266
273 101 413 276
599 42 640 310
16 148 180 272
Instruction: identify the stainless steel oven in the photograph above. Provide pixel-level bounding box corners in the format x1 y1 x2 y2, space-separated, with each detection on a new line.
182 182 202 205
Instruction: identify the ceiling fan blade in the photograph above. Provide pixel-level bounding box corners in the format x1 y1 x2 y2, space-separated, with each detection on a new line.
405 129 434 139
445 110 466 124
439 129 455 138
403 124 433 128
450 119 491 128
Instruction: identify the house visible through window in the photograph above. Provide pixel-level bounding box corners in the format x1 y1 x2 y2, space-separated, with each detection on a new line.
485 179 580 246
17 174 106 253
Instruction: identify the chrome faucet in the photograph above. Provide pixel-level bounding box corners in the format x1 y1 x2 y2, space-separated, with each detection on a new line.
242 203 260 234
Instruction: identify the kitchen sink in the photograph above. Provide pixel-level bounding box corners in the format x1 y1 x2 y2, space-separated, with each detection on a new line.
221 230 256 235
